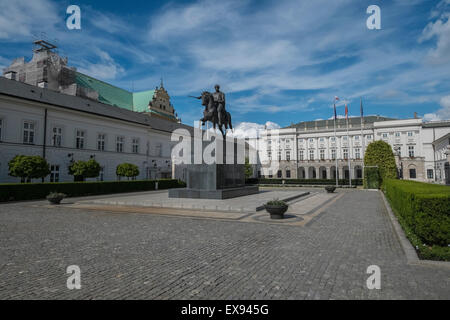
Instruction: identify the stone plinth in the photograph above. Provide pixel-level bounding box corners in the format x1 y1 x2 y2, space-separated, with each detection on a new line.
170 137 259 199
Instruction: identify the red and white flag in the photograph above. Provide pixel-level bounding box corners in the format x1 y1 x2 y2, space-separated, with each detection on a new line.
335 96 340 101
345 104 349 120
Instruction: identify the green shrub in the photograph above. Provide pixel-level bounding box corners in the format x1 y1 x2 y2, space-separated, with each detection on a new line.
364 140 397 187
116 163 140 180
364 167 380 189
68 159 101 181
384 179 450 247
8 155 50 182
0 179 184 202
388 202 450 261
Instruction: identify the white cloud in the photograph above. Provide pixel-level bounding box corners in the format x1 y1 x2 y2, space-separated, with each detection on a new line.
77 50 124 81
424 95 450 121
0 0 59 39
230 121 280 139
419 11 450 64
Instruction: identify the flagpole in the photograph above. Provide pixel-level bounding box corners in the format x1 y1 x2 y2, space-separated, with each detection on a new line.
360 98 365 180
333 99 338 187
346 104 352 188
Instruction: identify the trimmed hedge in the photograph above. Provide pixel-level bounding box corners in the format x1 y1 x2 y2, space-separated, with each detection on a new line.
364 140 397 186
0 179 186 202
364 167 380 189
384 179 450 248
246 178 363 186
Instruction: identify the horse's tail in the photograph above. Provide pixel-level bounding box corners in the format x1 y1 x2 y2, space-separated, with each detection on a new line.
227 112 232 130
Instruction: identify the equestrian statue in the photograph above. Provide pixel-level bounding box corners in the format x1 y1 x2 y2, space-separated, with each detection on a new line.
190 84 232 138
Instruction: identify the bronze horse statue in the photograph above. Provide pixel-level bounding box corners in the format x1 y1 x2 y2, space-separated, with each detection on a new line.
199 91 232 137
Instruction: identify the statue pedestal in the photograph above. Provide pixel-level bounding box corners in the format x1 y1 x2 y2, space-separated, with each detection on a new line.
169 138 259 199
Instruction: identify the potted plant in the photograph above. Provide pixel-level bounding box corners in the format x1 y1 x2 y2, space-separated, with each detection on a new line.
46 192 66 205
264 199 288 219
325 186 336 193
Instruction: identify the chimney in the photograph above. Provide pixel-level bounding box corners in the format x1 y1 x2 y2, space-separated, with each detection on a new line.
4 71 17 80
37 81 48 89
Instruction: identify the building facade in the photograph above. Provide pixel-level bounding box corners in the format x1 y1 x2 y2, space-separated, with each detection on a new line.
0 77 192 183
257 116 450 184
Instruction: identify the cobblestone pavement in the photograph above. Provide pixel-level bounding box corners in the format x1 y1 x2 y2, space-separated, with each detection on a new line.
0 190 449 299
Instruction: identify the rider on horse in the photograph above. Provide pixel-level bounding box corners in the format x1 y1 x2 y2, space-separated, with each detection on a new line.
212 84 226 127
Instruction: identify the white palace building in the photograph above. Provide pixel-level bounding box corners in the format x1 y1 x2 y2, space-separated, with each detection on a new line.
0 41 191 183
256 116 450 185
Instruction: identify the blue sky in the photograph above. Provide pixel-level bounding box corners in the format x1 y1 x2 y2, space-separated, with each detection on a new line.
0 0 450 130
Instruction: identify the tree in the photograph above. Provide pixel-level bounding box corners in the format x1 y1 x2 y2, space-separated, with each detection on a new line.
116 163 140 180
8 155 50 182
68 159 101 181
364 140 398 187
244 157 253 179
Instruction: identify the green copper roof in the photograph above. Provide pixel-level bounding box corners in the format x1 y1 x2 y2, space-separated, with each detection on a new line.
75 72 156 113
75 72 133 110
132 90 155 112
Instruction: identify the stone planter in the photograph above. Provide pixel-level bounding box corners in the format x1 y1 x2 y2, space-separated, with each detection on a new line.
46 193 66 205
325 186 336 193
265 204 288 219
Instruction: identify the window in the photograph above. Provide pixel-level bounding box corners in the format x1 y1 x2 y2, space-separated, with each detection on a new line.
331 149 336 160
286 170 291 178
408 146 415 158
268 170 273 178
309 149 314 160
267 151 272 159
427 169 434 179
97 134 105 151
299 150 304 161
52 127 62 147
355 136 360 140
320 149 325 160
343 136 348 141
319 138 324 142
116 136 124 153
298 138 303 143
366 134 372 140
395 132 401 137
343 148 349 160
23 121 35 144
155 143 162 156
277 170 282 178
278 151 282 161
407 131 413 137
132 138 139 154
409 168 416 179
76 130 85 149
355 148 361 159
286 151 290 161
50 165 60 182
330 137 336 142
382 133 388 139
356 168 363 179
309 138 314 143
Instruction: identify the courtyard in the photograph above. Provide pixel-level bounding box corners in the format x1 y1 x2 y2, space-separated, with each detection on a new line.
0 188 449 299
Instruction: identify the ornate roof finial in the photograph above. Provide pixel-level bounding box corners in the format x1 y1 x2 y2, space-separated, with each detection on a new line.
160 76 164 89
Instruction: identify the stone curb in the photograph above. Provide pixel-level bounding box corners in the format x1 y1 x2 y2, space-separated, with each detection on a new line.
380 191 450 269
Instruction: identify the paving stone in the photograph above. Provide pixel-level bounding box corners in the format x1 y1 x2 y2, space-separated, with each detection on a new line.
0 190 449 299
